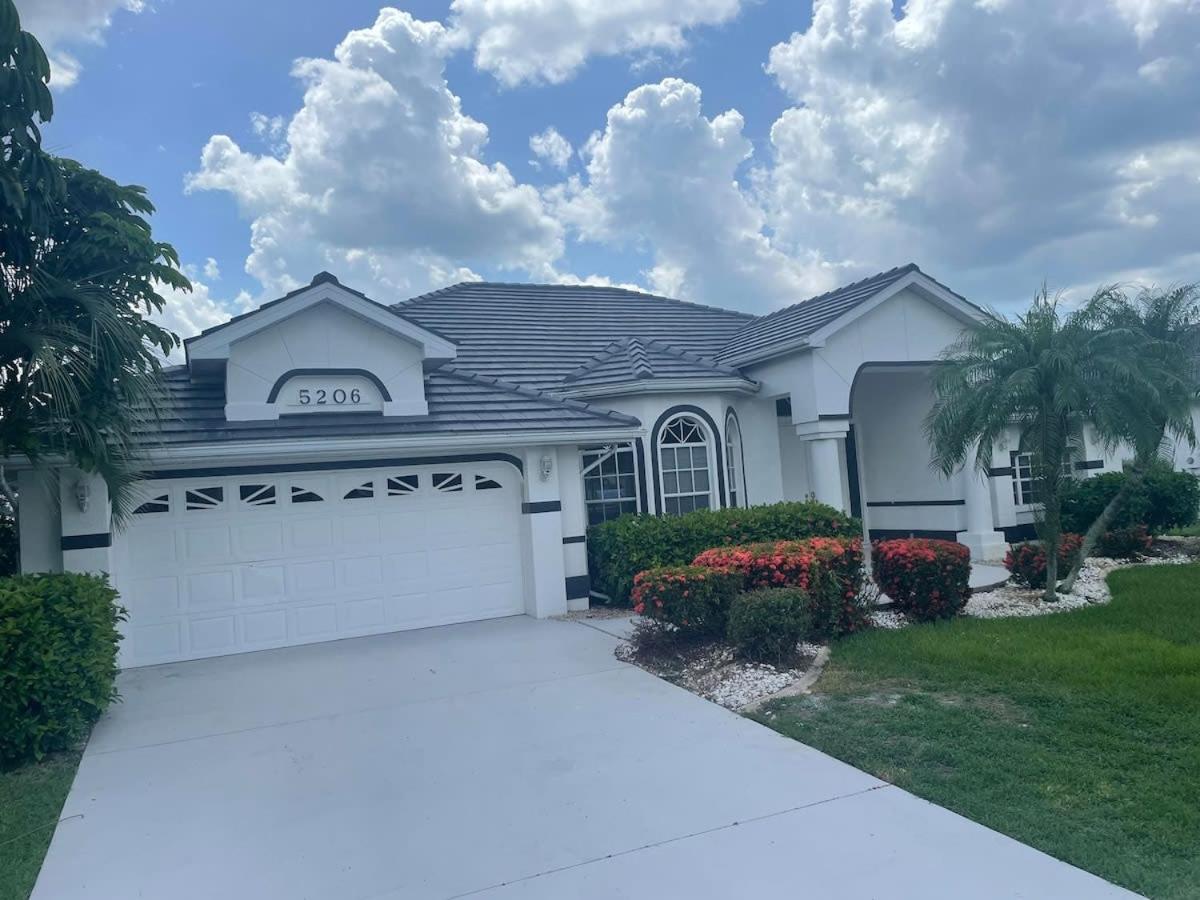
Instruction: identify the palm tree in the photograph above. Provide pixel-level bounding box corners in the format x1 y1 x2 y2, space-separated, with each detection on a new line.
1058 285 1199 592
924 287 1152 602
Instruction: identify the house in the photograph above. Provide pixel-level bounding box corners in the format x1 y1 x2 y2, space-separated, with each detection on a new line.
13 265 1199 667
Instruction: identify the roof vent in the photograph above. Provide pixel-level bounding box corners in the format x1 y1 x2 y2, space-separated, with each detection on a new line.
310 271 340 285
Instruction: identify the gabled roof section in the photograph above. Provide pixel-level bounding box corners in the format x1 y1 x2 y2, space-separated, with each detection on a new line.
716 264 983 366
559 337 757 396
136 365 639 448
398 282 752 389
186 272 456 366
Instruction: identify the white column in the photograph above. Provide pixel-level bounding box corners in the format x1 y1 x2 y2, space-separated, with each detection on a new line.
16 468 63 573
808 437 846 512
957 461 1008 561
521 446 568 619
58 469 114 575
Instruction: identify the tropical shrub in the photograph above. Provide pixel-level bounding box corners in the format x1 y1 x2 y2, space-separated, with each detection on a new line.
693 537 869 637
1060 465 1200 535
872 538 971 621
1095 525 1153 559
629 565 742 638
726 588 812 664
1004 534 1084 589
0 573 125 766
588 500 860 605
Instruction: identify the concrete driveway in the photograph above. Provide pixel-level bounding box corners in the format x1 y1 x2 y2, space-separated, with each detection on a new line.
34 616 1131 899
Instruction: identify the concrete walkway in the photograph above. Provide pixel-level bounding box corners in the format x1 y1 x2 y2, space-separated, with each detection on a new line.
35 616 1130 899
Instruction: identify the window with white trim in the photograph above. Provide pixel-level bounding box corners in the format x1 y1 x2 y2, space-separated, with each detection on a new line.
725 413 744 509
581 443 639 527
1010 450 1076 506
658 415 714 516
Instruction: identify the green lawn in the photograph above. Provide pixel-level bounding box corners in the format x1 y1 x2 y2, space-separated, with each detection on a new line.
1167 524 1200 537
755 563 1200 900
0 751 81 900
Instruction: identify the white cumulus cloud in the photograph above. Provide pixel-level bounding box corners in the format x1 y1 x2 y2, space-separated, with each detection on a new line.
186 9 564 301
15 0 145 88
450 0 745 86
761 0 1200 303
152 266 254 362
551 78 836 310
529 126 573 171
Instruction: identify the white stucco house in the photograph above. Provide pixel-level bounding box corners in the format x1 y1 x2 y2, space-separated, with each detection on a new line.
13 264 1200 667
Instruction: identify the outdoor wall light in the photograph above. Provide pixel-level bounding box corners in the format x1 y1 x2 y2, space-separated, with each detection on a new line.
74 479 90 513
539 454 554 481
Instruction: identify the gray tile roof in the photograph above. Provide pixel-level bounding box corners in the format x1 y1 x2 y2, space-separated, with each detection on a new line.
716 264 921 363
142 365 638 448
398 282 753 390
562 337 755 390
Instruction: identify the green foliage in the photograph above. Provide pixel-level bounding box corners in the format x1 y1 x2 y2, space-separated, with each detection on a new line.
0 573 124 767
1061 466 1199 535
629 565 742 638
727 588 812 664
872 538 971 621
1004 534 1083 589
588 501 860 605
925 285 1180 600
1 1 190 519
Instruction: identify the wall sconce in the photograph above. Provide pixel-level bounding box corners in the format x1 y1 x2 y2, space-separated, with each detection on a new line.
74 479 90 513
539 454 554 481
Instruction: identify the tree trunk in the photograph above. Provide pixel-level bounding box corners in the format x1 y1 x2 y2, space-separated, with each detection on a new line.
1041 497 1062 603
1059 463 1147 593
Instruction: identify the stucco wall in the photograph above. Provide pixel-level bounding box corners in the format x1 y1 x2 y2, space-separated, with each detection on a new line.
225 302 428 420
16 468 62 574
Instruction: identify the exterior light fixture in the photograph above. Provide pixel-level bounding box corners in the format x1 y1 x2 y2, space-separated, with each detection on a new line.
539 454 554 481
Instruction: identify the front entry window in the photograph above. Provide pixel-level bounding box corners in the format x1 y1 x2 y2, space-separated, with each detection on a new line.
659 415 713 516
581 443 639 527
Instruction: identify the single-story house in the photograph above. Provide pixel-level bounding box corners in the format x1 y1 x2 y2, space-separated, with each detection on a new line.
14 264 1200 667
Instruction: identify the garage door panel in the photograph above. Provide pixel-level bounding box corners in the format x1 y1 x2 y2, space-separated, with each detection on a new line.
115 463 527 665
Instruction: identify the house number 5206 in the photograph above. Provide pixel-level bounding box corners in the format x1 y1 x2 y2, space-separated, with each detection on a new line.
298 388 362 405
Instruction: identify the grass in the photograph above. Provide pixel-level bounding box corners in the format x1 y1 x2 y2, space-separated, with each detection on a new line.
1166 524 1200 537
0 751 82 900
755 564 1200 899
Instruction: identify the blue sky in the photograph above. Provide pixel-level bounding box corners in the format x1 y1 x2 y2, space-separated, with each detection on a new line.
20 0 1200 340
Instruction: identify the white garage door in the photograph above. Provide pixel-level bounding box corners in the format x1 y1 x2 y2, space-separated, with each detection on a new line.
114 461 526 666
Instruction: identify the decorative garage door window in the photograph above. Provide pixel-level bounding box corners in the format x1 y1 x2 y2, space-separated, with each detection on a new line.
343 480 374 500
658 416 713 516
291 486 324 504
185 486 224 511
433 472 463 493
581 443 639 526
239 484 277 507
133 493 170 515
387 474 418 496
475 475 502 490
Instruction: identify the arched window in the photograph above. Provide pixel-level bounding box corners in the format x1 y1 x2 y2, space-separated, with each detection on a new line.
725 411 745 508
658 415 715 515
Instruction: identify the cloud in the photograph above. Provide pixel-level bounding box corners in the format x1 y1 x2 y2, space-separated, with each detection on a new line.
761 0 1200 305
549 78 835 310
186 9 563 300
16 0 145 88
450 0 745 86
202 257 220 280
529 127 573 171
249 112 287 155
152 266 253 362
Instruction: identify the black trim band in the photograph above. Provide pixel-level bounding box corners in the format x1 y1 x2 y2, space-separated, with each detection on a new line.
649 405 726 515
266 368 394 403
869 528 958 542
142 453 524 481
522 500 562 514
987 466 1015 477
562 535 587 545
817 412 851 421
565 575 591 600
61 533 112 551
1075 459 1104 471
866 499 965 508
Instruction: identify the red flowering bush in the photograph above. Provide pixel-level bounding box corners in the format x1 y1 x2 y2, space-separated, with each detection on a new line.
693 537 868 637
872 539 971 621
629 565 742 637
1004 533 1083 588
1095 525 1152 560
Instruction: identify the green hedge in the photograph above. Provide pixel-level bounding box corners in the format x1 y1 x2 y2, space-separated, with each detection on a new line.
727 587 812 664
1060 464 1199 535
0 574 125 767
589 501 861 605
